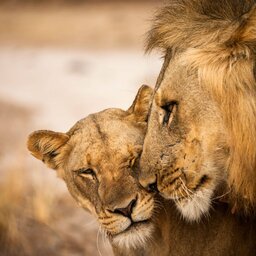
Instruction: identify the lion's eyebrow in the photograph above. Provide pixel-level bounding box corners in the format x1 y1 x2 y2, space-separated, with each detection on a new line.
155 90 177 107
154 91 163 107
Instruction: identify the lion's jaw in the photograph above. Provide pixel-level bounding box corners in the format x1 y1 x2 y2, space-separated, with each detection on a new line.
174 186 215 222
140 59 229 222
141 0 256 217
157 154 225 222
155 162 223 222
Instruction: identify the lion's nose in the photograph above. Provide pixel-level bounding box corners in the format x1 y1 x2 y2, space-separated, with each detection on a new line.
139 175 158 193
113 198 137 218
147 180 158 193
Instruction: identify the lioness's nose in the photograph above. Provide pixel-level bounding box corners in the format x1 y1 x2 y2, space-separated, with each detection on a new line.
113 198 137 218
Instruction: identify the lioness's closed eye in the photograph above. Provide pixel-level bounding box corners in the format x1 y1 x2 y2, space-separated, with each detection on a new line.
27 85 156 252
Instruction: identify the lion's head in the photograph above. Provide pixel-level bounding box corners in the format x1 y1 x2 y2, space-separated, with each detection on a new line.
139 0 256 221
27 85 156 249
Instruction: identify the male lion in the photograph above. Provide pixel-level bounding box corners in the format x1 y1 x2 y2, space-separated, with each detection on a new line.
27 85 256 255
139 0 256 222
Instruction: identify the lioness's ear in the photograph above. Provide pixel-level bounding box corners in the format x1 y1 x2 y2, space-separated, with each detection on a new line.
27 130 70 170
127 85 153 122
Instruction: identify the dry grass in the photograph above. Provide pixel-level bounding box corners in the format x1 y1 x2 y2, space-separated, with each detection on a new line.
0 100 112 255
0 162 112 256
0 166 113 255
0 167 52 255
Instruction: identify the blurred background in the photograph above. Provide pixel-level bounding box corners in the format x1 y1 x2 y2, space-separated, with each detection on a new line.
0 0 164 255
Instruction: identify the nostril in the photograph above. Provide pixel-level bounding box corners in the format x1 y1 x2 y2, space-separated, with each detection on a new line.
147 181 158 192
113 198 137 218
139 174 158 192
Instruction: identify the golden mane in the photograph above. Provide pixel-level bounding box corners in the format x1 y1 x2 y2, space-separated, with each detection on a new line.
146 0 256 214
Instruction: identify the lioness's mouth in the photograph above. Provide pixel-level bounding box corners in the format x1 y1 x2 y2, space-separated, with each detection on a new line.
111 219 154 248
112 219 150 238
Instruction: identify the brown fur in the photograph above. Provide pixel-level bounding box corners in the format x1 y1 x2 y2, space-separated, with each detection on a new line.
141 0 256 216
27 85 256 255
27 86 160 254
114 201 256 256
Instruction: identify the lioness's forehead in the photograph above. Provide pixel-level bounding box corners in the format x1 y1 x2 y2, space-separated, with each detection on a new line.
87 110 143 142
66 109 144 169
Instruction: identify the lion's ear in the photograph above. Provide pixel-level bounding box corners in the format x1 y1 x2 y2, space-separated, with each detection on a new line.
127 85 153 122
27 130 70 170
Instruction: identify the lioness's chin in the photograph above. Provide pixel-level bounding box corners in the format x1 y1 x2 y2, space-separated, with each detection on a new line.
112 221 154 249
175 187 214 222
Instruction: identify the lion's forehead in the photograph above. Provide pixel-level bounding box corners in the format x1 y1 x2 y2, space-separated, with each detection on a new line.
157 60 199 99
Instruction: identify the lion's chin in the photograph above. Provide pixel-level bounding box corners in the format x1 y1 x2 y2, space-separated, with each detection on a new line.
175 187 214 222
111 221 154 249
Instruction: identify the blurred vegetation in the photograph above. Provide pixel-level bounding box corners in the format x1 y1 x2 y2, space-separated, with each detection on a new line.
0 0 161 49
0 100 112 255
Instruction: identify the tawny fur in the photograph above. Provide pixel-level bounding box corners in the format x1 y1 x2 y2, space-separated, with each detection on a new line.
27 86 158 254
145 0 256 215
28 85 256 255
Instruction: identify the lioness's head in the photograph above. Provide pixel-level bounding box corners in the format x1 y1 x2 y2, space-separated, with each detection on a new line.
140 0 256 221
27 85 155 248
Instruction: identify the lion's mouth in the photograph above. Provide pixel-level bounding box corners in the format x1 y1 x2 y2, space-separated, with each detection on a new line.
162 174 214 222
160 174 210 201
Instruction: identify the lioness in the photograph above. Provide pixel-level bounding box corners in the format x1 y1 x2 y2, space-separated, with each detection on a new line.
27 85 256 255
139 0 256 221
27 85 160 255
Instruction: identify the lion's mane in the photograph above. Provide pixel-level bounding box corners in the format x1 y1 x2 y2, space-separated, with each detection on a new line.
146 0 256 214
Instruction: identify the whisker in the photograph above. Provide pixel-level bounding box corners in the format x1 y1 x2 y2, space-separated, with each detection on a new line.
147 232 158 249
212 188 231 201
97 227 103 256
179 178 194 196
99 225 107 250
158 201 168 220
179 177 207 200
83 218 97 227
180 181 193 200
173 191 181 208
